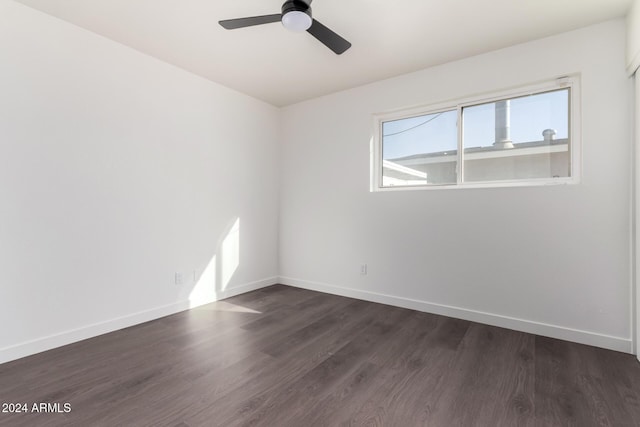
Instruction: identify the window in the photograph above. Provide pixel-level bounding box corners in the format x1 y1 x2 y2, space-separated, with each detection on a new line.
372 76 580 190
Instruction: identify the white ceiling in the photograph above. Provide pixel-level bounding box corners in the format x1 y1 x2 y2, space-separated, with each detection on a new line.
14 0 632 106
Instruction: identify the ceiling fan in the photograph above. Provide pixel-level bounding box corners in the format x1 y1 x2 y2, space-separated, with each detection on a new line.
219 0 351 55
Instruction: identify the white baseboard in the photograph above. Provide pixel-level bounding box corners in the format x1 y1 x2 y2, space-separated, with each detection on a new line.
0 276 278 365
279 276 633 354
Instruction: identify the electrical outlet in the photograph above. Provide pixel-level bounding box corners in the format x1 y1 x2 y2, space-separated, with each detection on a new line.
175 272 184 285
360 264 367 275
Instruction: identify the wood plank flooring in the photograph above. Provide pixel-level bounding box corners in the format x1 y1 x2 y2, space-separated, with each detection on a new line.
1 285 640 426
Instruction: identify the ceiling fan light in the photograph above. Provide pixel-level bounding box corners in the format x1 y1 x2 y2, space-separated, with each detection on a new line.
282 11 312 32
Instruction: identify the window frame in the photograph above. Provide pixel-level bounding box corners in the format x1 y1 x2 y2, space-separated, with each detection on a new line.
371 75 581 191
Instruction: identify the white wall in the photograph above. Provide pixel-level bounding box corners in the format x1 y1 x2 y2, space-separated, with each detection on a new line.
279 20 634 353
0 0 280 363
628 0 640 74
632 0 640 358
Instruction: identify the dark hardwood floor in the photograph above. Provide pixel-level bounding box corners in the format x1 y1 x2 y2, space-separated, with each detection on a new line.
1 285 640 426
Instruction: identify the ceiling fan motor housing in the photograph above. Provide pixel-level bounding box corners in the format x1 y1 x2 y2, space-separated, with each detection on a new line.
281 0 312 31
281 0 312 17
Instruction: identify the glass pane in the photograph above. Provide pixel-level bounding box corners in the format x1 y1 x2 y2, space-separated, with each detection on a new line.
382 110 458 186
462 88 570 183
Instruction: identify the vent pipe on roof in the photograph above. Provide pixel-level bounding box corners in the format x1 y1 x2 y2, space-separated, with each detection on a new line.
493 100 514 149
543 129 557 143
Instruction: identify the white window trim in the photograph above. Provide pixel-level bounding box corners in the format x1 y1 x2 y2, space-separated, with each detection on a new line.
371 75 582 191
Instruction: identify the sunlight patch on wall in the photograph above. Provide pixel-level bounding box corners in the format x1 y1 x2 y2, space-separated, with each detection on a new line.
188 217 241 309
189 254 217 309
221 217 240 291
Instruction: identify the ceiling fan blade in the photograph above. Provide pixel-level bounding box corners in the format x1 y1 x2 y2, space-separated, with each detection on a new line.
307 19 351 55
219 14 282 30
